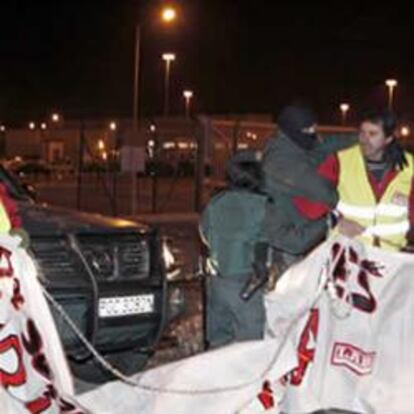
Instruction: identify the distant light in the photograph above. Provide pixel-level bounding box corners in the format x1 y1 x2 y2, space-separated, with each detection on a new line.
385 79 398 88
148 139 156 148
51 113 60 123
0 125 5 132
237 143 248 149
161 7 177 23
401 126 410 137
150 124 157 133
183 90 193 99
162 53 176 62
251 133 258 140
29 122 36 130
163 142 175 149
102 151 108 161
41 123 47 130
177 142 189 149
98 140 105 150
340 103 350 112
109 121 117 131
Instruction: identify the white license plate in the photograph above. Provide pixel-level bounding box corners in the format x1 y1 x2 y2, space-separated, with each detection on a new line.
99 294 155 318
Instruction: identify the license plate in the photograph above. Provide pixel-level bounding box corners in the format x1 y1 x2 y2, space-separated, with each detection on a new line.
98 294 154 318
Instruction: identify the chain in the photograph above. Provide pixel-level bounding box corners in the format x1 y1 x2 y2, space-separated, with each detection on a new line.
42 287 289 396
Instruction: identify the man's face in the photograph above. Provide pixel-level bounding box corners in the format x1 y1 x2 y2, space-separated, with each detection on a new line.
359 121 393 161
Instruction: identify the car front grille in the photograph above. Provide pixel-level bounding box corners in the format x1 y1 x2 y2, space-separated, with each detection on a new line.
30 236 81 280
77 233 150 281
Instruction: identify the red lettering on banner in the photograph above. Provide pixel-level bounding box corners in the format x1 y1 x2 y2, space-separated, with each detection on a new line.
289 309 319 386
257 380 274 410
26 395 52 414
11 278 24 310
0 334 26 388
330 243 383 314
0 246 14 278
331 342 376 376
22 319 52 380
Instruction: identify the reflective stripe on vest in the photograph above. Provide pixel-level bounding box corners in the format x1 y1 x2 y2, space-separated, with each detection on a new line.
334 145 413 251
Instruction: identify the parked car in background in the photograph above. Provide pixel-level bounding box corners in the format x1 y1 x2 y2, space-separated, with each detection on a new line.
0 164 184 383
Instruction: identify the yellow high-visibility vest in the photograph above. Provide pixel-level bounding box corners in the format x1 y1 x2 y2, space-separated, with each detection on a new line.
333 145 413 251
0 201 11 233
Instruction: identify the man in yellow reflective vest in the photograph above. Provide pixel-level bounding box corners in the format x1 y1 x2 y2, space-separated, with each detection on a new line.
294 110 413 251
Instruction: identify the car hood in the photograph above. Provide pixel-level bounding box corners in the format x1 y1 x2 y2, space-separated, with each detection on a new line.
18 201 149 236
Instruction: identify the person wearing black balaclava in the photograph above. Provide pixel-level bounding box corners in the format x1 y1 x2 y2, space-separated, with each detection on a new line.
262 103 356 272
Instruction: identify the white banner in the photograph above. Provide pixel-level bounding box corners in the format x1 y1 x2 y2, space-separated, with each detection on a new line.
0 234 87 413
79 237 414 413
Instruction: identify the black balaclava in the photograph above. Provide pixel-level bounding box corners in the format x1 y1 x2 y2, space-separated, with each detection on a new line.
277 104 318 150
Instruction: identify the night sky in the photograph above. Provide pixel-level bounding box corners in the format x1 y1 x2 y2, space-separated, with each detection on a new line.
1 0 413 125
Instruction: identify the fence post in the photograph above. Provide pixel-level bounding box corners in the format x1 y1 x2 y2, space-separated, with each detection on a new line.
194 116 210 212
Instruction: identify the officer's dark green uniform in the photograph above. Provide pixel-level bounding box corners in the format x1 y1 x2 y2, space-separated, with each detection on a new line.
200 151 268 349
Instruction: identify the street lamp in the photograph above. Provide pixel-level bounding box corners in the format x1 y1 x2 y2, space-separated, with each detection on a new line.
130 6 177 215
183 90 193 118
40 122 47 130
162 7 177 23
29 122 36 130
162 53 176 116
51 113 60 123
132 6 177 133
109 121 117 131
0 125 5 133
401 126 410 138
339 103 350 125
385 79 398 111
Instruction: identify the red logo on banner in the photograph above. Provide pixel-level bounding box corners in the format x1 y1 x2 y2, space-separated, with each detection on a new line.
331 342 376 376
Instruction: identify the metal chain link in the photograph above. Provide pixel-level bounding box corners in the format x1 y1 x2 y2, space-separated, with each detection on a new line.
42 286 289 396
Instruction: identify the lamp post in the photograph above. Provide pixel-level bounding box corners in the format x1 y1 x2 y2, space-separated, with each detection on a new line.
162 53 176 116
130 6 177 215
385 79 398 111
339 103 350 125
183 90 193 118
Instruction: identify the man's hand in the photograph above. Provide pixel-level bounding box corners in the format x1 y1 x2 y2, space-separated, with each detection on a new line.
337 217 365 238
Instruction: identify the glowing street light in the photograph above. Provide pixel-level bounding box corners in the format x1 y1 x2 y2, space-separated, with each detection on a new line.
0 125 5 132
109 121 117 131
183 90 193 118
385 79 398 111
162 53 176 116
51 113 60 123
401 126 410 137
40 122 47 130
29 122 36 130
98 140 105 151
161 7 177 23
339 103 350 125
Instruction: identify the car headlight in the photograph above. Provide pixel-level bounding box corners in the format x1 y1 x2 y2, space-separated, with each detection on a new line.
162 237 181 281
